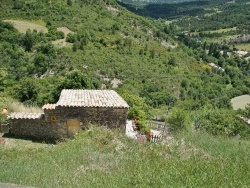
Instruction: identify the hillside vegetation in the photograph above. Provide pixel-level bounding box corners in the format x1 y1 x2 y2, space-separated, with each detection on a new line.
0 0 250 136
1 126 250 187
1 0 250 186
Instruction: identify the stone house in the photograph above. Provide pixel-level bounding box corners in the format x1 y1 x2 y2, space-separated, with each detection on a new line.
9 89 129 139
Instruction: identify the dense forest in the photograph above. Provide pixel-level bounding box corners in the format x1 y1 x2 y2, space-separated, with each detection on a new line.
0 0 250 138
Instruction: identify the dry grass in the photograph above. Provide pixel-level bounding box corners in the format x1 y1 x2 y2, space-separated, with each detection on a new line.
4 20 48 34
6 101 43 113
233 43 250 51
231 95 250 110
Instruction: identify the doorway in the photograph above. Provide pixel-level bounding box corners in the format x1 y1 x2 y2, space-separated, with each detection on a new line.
66 119 80 137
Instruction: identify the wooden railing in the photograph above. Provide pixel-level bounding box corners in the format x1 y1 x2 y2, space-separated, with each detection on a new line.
149 135 162 143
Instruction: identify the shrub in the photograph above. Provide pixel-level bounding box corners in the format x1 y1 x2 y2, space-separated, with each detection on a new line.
166 108 191 132
118 90 149 124
193 109 250 138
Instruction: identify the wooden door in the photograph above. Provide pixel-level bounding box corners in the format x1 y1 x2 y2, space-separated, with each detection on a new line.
67 119 80 137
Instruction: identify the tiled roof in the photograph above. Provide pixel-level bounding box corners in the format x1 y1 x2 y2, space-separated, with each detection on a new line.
56 89 129 108
42 104 56 110
10 112 44 119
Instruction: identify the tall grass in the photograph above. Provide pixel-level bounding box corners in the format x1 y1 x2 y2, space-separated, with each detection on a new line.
5 101 43 113
1 127 250 187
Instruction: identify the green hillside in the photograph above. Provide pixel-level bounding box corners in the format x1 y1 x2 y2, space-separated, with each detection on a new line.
0 0 250 135
1 0 250 187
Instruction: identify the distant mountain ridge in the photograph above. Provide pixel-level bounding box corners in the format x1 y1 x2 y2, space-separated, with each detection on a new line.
117 0 195 3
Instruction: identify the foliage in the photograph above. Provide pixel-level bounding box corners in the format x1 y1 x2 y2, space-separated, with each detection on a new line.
14 78 39 105
140 124 150 134
193 109 250 138
50 70 101 103
23 29 33 51
237 104 250 119
0 0 249 140
118 90 149 124
0 92 6 121
166 107 191 132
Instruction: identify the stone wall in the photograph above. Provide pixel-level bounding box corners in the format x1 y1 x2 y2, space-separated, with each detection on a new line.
10 106 128 139
10 116 67 139
44 107 128 130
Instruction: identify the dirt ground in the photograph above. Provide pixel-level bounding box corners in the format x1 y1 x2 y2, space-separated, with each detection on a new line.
57 27 73 38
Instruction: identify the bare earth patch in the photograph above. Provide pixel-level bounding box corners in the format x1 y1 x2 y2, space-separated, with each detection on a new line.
57 27 73 37
111 78 122 88
107 5 119 16
52 27 73 47
4 20 48 34
161 40 176 48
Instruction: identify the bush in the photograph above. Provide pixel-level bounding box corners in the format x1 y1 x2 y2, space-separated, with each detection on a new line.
193 109 250 138
118 90 149 124
166 108 191 132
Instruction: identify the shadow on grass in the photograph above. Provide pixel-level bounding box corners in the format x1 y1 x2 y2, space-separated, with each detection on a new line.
2 133 58 144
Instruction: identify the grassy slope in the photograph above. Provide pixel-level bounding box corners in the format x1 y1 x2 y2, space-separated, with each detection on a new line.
1 126 250 187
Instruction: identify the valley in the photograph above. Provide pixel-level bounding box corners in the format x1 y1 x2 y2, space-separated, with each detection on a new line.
0 0 250 187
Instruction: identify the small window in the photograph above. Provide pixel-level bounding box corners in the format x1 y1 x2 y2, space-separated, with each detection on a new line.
50 116 57 122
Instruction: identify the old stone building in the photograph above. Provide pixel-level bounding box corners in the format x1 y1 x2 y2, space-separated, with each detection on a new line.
9 89 129 139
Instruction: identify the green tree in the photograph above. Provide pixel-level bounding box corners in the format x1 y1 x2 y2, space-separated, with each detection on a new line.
168 57 177 66
0 70 7 91
119 90 149 124
194 109 250 138
14 78 39 104
51 70 101 102
238 104 250 119
167 108 191 132
23 29 34 52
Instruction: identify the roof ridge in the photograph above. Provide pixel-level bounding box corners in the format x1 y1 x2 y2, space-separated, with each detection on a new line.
56 89 129 108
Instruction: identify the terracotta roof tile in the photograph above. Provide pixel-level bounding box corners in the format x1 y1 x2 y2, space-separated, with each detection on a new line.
56 89 129 108
10 112 44 119
42 104 56 110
